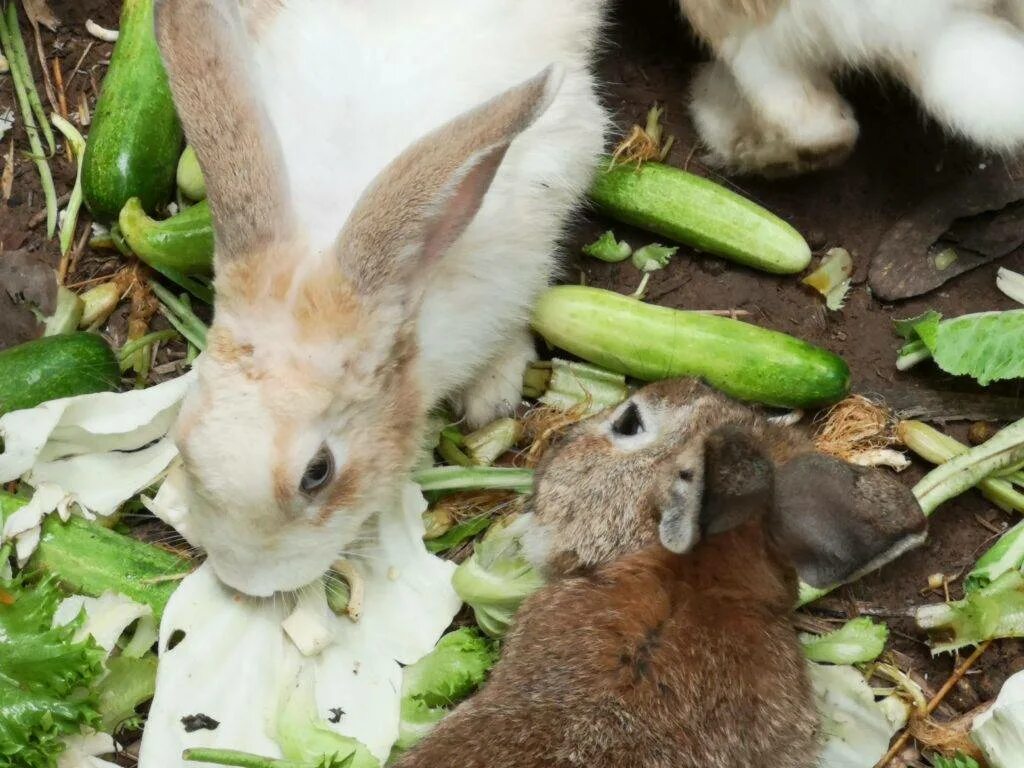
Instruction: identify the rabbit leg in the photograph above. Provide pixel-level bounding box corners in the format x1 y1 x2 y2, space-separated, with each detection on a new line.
454 327 535 428
724 36 859 172
906 10 1024 152
689 60 854 175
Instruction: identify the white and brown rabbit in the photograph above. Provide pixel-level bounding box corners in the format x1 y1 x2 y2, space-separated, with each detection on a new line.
154 0 608 595
394 380 927 768
678 0 1024 175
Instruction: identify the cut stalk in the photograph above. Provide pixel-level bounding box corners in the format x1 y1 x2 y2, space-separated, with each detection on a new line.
896 340 932 371
51 113 86 255
905 418 1024 515
0 4 56 236
117 328 179 366
413 466 534 495
148 279 208 349
463 418 523 466
997 267 1024 307
525 359 629 414
899 420 1024 512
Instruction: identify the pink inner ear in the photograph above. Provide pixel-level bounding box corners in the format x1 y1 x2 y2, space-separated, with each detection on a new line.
420 143 511 265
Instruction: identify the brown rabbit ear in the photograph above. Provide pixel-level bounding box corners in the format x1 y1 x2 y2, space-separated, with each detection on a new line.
156 0 294 260
659 425 774 553
773 454 927 589
334 66 563 297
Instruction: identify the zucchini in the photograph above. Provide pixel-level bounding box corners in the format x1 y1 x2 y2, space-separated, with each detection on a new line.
588 161 812 274
0 333 120 416
531 286 849 409
119 196 214 275
82 0 183 222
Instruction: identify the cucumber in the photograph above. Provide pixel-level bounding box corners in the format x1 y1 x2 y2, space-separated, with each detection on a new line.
588 161 812 275
531 286 849 409
0 333 120 416
82 0 183 222
0 493 191 620
119 196 214 275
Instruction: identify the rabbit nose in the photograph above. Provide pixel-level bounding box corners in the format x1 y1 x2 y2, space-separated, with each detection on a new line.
678 469 694 482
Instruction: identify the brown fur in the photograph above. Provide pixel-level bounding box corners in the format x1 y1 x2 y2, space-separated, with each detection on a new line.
678 0 784 51
155 0 296 261
395 425 817 768
528 378 809 576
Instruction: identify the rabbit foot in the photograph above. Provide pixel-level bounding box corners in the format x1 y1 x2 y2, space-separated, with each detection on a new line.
453 329 535 429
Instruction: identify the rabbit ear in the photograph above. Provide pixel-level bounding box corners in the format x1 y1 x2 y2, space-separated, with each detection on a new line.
772 454 927 589
155 0 293 260
659 425 774 554
335 65 564 297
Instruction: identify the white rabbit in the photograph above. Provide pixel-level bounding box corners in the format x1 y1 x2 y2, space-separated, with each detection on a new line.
156 0 607 596
680 0 1024 175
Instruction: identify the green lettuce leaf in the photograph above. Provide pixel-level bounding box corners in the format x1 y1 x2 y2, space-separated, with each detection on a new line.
394 628 498 753
916 569 1024 653
800 617 889 665
0 577 104 768
451 516 545 638
896 310 1024 385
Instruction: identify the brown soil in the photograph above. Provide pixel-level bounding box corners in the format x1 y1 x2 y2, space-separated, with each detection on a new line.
2 0 1023 760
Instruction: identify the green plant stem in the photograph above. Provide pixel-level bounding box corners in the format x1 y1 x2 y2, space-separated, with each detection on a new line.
0 4 56 236
437 435 473 468
413 466 534 494
51 113 86 256
148 279 208 349
117 328 179 366
182 748 309 768
4 3 53 154
896 340 932 371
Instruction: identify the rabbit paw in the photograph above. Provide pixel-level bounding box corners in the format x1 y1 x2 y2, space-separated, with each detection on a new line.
454 330 535 428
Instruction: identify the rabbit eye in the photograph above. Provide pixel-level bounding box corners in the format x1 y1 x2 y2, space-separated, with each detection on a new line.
611 402 644 437
300 445 335 495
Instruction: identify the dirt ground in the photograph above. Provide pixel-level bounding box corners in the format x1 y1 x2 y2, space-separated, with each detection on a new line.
2 0 1023 759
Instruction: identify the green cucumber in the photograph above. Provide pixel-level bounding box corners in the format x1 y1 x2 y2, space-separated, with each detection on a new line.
531 286 849 409
0 333 120 416
588 161 811 274
119 196 214 275
82 0 183 222
176 145 207 201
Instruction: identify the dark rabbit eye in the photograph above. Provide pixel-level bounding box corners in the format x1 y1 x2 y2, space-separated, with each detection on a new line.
300 445 335 495
611 402 644 437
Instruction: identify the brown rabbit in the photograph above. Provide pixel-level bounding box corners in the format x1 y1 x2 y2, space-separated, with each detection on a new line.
393 380 928 768
523 378 926 587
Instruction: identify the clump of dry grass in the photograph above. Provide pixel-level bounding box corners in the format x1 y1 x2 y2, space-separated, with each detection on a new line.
908 706 989 762
609 104 674 168
814 395 908 469
520 403 590 467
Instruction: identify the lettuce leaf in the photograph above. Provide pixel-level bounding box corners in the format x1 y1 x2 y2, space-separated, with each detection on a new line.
800 617 889 665
896 310 1024 385
0 577 104 768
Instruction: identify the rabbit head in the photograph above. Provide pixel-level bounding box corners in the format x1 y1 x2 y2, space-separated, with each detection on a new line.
157 0 563 596
526 378 927 589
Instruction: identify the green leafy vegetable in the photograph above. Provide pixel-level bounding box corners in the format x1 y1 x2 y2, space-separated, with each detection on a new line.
424 516 493 555
966 519 1024 592
522 359 628 415
452 516 544 638
631 243 677 272
916 570 1024 653
582 231 632 263
972 667 1024 768
895 309 1024 385
96 654 158 733
800 617 889 665
393 628 498 753
930 753 981 768
276 671 378 768
0 576 104 768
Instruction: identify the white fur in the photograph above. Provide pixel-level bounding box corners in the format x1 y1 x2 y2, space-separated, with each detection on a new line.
249 0 607 413
179 0 607 596
687 0 1024 174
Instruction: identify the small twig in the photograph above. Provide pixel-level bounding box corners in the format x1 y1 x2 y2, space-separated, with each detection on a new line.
875 641 992 767
27 190 69 227
63 41 94 90
694 308 751 318
29 15 58 118
52 56 68 119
